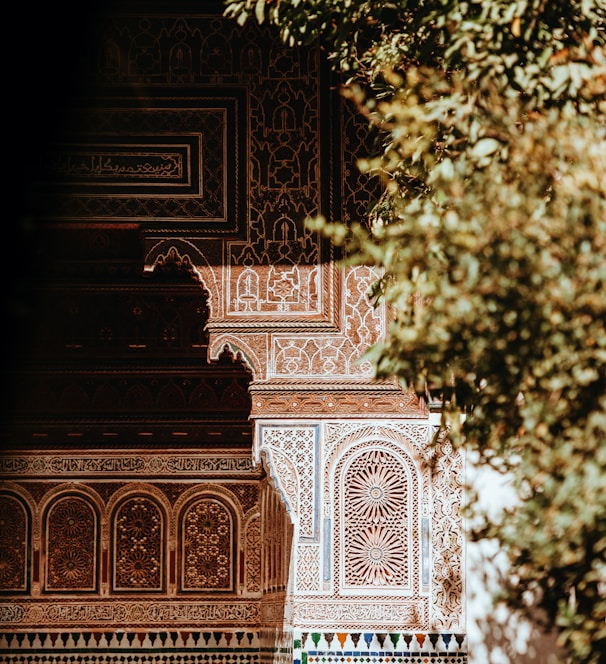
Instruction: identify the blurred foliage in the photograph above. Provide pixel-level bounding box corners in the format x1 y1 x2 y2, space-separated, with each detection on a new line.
224 0 606 662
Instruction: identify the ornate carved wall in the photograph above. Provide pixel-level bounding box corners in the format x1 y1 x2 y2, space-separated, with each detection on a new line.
1 2 466 663
255 421 464 630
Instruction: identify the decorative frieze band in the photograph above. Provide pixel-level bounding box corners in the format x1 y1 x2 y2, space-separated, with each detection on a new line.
296 629 467 653
0 454 260 478
291 600 427 628
0 600 260 627
249 387 426 418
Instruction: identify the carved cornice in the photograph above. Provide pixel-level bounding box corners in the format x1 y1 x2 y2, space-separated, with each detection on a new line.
249 383 427 418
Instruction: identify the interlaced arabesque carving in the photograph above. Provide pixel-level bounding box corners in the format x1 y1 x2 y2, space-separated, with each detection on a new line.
66 11 392 390
429 433 464 630
231 484 260 514
343 267 384 374
245 516 262 594
2 6 467 661
271 269 382 375
341 102 383 229
114 497 163 591
256 421 463 630
296 545 321 594
45 497 97 592
324 422 434 463
329 423 462 628
259 427 316 541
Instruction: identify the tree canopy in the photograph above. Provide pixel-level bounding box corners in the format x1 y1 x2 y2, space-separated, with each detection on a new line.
224 1 606 662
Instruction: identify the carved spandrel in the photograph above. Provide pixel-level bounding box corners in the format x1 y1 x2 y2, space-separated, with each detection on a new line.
257 426 318 542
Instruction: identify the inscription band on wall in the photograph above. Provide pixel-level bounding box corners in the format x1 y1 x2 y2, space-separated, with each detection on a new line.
35 92 247 235
0 455 258 477
0 601 260 625
43 137 200 194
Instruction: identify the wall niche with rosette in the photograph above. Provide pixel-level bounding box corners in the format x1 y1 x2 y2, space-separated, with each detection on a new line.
112 495 166 593
43 493 99 593
180 495 236 593
335 443 421 597
0 492 30 594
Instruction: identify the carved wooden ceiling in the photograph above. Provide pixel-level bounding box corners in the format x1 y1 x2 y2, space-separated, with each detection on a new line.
3 1 255 450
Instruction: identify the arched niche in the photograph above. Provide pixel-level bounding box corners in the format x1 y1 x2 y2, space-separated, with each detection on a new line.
111 493 168 594
0 491 31 593
42 491 100 593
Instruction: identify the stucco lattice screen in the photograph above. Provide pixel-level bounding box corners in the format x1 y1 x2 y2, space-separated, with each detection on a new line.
336 444 417 596
181 497 234 592
44 496 98 592
341 448 411 591
113 496 164 592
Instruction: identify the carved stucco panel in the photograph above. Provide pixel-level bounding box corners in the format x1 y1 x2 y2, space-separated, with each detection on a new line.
343 266 385 351
295 544 321 594
256 419 463 630
429 431 465 631
255 426 317 543
244 514 262 594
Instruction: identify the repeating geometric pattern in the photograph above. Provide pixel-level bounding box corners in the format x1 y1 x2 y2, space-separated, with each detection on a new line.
321 420 463 627
296 545 321 594
0 495 28 592
181 498 234 592
0 657 255 664
113 497 164 592
0 630 466 663
296 629 467 664
0 474 267 611
0 6 467 664
341 100 384 228
44 497 97 592
245 516 262 594
342 267 385 375
342 449 410 590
